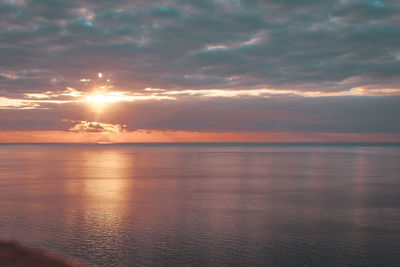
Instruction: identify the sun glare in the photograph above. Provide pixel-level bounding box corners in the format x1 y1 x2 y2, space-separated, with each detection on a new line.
85 92 132 104
85 94 114 113
86 94 114 104
84 91 135 112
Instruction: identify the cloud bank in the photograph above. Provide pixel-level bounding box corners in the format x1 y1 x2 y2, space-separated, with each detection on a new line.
0 0 399 140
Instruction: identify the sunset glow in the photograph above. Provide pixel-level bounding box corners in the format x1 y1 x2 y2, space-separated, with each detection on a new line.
0 0 399 142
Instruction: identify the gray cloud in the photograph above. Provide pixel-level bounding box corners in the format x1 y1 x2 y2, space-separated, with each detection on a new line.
0 96 399 133
0 0 399 92
0 0 399 134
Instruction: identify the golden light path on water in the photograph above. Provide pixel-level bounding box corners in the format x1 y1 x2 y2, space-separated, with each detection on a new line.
1 145 400 266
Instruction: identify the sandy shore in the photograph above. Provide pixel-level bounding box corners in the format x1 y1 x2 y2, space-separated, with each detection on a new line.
0 240 87 267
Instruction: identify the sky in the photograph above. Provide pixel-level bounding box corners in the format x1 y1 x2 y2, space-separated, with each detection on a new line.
0 0 399 142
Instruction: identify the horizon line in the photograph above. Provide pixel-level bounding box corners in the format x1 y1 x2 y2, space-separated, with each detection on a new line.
1 142 400 146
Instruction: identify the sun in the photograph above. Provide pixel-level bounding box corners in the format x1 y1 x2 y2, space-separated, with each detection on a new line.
86 94 115 104
85 92 131 104
84 91 134 113
85 93 115 113
82 73 135 112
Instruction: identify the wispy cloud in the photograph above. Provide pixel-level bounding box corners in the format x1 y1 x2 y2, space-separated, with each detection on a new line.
1 78 399 110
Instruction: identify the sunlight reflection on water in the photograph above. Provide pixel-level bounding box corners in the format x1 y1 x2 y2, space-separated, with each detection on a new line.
0 144 399 266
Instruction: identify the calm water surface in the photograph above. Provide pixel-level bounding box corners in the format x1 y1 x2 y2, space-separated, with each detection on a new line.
0 144 399 266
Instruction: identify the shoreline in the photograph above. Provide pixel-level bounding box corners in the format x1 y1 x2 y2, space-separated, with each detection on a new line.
0 240 86 267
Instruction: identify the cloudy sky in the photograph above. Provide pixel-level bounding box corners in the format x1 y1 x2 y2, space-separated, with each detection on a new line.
0 0 399 142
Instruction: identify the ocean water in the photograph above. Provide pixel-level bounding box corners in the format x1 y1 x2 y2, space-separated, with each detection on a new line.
0 143 399 266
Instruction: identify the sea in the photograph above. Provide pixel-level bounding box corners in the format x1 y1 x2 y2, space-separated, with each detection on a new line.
0 143 399 266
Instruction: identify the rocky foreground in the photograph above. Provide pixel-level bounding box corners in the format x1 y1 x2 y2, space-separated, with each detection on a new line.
0 240 86 267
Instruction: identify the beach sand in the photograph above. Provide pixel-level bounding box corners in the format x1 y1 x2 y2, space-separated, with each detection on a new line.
0 240 86 267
